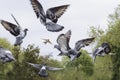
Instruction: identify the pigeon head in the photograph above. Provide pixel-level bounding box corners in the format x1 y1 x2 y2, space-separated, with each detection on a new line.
38 70 48 77
38 65 48 77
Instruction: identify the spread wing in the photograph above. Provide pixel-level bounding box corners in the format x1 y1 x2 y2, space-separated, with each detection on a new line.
75 37 95 51
11 14 22 30
0 20 20 36
47 4 69 18
46 66 63 71
26 62 42 69
57 31 71 52
64 30 71 43
30 0 46 24
46 4 69 23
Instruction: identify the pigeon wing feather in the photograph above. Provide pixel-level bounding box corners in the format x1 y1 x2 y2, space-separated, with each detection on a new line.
75 37 95 51
47 4 69 18
30 0 46 24
46 66 63 71
57 34 70 52
26 62 42 69
46 4 69 23
0 20 20 36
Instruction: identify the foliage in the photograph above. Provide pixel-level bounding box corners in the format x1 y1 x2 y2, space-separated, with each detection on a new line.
0 39 63 80
60 50 94 80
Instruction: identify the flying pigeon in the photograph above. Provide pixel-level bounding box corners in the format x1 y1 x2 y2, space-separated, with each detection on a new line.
54 30 95 61
0 14 28 46
0 46 15 63
41 38 52 44
30 0 69 32
26 62 63 77
90 42 111 63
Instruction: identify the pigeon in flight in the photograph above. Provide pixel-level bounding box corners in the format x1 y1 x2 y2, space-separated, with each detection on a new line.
41 38 52 44
30 0 69 32
0 46 15 63
90 42 111 63
0 14 28 46
54 30 95 61
26 62 63 77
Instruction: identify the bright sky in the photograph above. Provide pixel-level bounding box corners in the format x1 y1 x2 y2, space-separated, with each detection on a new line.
0 0 119 60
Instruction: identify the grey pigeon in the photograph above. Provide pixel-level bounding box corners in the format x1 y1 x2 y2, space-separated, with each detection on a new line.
54 30 95 61
26 62 63 77
0 46 15 63
30 0 69 32
0 14 28 46
90 42 111 63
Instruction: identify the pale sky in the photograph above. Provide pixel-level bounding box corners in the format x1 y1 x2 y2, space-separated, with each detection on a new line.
0 0 119 60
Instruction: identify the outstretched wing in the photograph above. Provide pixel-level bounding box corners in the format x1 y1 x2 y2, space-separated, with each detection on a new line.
57 31 71 52
46 66 63 71
75 37 95 51
48 4 69 18
30 0 46 24
11 14 22 30
64 30 71 43
26 62 42 69
0 20 20 36
46 4 69 23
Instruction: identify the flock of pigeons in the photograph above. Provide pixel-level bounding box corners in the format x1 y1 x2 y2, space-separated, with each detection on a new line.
0 0 111 77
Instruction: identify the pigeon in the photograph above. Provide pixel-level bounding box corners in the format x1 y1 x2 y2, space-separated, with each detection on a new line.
41 38 52 44
90 42 111 63
30 0 69 32
54 30 95 61
26 62 63 77
0 46 15 63
0 14 28 46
